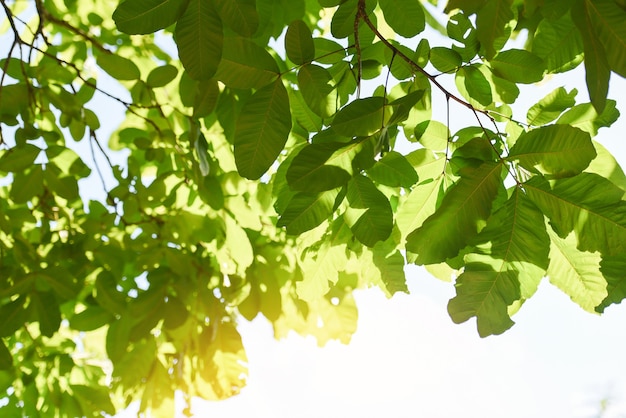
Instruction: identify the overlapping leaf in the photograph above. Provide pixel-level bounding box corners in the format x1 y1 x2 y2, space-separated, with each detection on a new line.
406 162 505 264
448 189 549 336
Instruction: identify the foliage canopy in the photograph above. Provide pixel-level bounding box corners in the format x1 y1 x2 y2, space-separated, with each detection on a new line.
1 0 626 415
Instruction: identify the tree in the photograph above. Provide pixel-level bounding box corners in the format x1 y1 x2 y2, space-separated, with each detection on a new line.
0 0 625 415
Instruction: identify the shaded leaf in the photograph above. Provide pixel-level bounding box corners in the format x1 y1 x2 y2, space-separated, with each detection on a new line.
277 189 339 234
0 143 40 172
285 20 315 64
175 0 223 80
215 37 279 89
331 97 385 137
113 0 189 34
214 0 259 37
476 0 514 59
344 175 393 247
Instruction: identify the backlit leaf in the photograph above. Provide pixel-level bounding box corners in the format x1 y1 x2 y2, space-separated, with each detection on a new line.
234 79 291 179
0 143 40 172
406 162 505 264
476 0 514 59
331 97 385 137
490 49 545 84
366 151 419 188
379 0 425 37
508 124 596 178
277 189 339 234
525 174 626 257
448 189 550 337
526 87 577 126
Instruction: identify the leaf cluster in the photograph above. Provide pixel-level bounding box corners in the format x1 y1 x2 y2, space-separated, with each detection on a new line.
0 0 625 415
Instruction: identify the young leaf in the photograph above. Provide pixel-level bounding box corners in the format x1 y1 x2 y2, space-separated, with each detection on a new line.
379 0 425 37
113 0 190 34
556 100 620 136
213 0 259 37
406 162 505 264
175 0 223 80
234 80 291 179
344 175 393 247
508 124 596 178
285 20 315 65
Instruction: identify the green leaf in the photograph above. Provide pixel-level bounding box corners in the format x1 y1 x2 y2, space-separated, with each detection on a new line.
331 97 385 137
10 165 44 203
490 49 545 84
146 64 178 88
297 64 335 118
525 173 626 257
286 142 352 193
0 339 11 370
193 79 220 119
526 87 577 126
546 229 607 313
532 12 584 73
113 0 190 34
214 0 259 37
331 0 358 39
175 0 223 80
429 47 462 73
406 162 505 264
585 0 626 77
448 189 550 337
0 297 27 337
508 124 596 178
297 239 349 301
234 80 291 179
457 65 492 106
70 306 115 331
215 37 279 89
366 151 418 188
31 291 61 337
0 143 40 172
72 385 116 416
344 175 393 247
596 255 626 313
557 100 620 136
285 20 315 65
572 1 611 112
379 0 425 37
476 0 514 59
277 189 339 234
